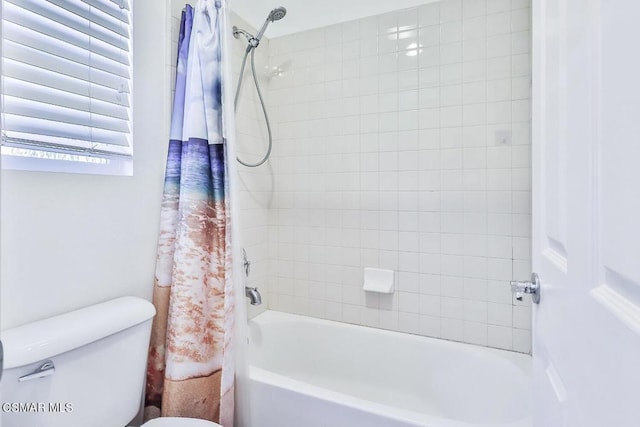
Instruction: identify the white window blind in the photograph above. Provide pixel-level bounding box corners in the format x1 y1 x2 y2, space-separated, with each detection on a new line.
1 0 133 169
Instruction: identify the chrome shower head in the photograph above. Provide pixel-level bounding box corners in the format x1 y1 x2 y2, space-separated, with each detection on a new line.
269 7 287 21
255 6 287 42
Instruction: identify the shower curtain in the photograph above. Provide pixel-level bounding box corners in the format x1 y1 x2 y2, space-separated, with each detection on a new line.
145 1 234 425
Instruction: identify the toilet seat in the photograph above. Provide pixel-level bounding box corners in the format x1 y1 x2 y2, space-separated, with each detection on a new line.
142 417 221 427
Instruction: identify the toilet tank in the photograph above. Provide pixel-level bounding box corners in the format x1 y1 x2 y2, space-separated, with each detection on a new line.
0 297 156 427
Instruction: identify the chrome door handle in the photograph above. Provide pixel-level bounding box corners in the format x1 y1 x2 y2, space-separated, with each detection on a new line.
18 360 55 382
510 272 541 304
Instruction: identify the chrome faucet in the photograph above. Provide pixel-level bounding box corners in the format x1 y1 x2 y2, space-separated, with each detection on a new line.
510 272 541 304
245 286 262 305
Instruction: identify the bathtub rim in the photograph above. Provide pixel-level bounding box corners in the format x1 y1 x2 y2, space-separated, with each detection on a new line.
249 310 532 372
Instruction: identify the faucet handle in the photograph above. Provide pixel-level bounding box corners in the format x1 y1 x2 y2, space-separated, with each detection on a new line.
242 248 251 277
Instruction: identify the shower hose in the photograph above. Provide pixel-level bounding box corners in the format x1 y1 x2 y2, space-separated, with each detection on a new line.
234 47 273 168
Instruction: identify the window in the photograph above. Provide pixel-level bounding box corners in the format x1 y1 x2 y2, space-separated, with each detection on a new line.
1 0 133 175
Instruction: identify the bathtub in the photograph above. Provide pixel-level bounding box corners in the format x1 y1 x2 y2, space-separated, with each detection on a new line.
248 311 531 427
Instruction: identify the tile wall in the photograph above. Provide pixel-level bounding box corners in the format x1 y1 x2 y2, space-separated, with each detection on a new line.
265 0 533 352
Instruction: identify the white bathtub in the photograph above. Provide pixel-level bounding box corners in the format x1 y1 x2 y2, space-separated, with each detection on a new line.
248 311 531 427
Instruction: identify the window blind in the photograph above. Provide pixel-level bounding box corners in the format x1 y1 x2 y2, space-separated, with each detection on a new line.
1 0 133 161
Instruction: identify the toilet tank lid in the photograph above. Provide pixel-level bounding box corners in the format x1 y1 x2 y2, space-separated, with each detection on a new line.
1 296 156 369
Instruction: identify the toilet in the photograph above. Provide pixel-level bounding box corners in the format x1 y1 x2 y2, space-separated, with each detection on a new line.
0 297 221 427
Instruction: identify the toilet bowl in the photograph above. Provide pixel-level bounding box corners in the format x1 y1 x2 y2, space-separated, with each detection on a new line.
0 297 222 427
143 417 221 426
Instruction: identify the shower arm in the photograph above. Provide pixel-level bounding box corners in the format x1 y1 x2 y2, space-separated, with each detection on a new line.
232 26 259 48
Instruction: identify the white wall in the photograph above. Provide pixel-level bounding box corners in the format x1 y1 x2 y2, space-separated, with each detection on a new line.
266 0 533 352
1 0 172 329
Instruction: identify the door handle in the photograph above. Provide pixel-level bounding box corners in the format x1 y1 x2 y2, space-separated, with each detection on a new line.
18 360 55 382
510 272 541 304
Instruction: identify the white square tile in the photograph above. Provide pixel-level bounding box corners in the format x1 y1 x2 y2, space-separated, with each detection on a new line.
419 294 441 316
487 34 512 58
463 103 487 126
511 76 531 100
399 312 421 334
379 11 398 35
441 318 464 341
379 32 398 54
487 280 512 304
419 46 441 68
420 25 440 47
463 59 487 82
462 81 486 104
420 66 440 87
512 236 531 260
441 148 463 169
486 0 511 14
488 324 513 350
463 299 487 322
441 127 463 148
399 70 419 90
487 101 512 124
463 38 487 62
513 304 532 329
399 231 420 253
512 31 530 55
398 29 419 52
419 108 441 129
440 0 462 23
420 273 441 295
487 78 512 102
511 8 531 32
488 302 512 326
487 56 511 79
440 42 463 65
463 321 488 345
463 0 486 18
419 253 441 274
463 16 486 40
441 84 463 106
399 7 419 31
359 16 379 38
399 291 421 313
441 106 463 127
441 21 463 43
512 99 531 122
512 53 531 76
513 329 531 353
440 63 463 85
486 11 511 36
419 2 441 27
420 315 442 337
442 296 464 318
463 147 487 169
441 191 464 212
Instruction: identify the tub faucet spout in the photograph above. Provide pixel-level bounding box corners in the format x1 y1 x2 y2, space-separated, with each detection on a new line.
245 286 262 305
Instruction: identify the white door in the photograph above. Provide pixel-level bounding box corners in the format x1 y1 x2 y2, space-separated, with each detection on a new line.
532 1 640 426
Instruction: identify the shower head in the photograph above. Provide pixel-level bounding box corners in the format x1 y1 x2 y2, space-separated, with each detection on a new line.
255 6 287 42
269 7 287 21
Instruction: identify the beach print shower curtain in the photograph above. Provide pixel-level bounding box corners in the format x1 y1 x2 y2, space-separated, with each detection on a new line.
145 1 234 425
